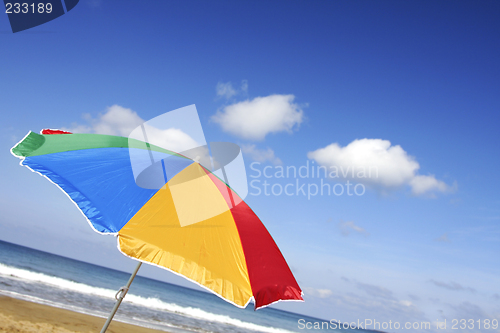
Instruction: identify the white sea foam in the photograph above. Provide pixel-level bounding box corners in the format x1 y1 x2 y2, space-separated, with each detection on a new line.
0 263 117 299
0 263 295 333
125 294 295 333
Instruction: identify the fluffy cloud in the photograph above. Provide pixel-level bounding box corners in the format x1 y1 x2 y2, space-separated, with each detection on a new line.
338 220 369 236
410 175 449 195
216 82 237 99
216 80 248 99
212 94 304 140
64 105 144 137
241 144 282 165
90 105 144 137
307 138 453 196
138 125 200 154
64 105 198 153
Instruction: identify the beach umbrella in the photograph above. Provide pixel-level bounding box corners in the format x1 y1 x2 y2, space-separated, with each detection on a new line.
11 129 303 332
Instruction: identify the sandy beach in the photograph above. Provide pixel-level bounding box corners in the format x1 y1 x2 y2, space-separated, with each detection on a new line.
0 295 170 333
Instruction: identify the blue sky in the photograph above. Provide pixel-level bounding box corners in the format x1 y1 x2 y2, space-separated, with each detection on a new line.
1 1 499 332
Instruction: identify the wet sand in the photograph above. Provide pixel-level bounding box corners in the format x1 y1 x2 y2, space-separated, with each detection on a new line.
0 295 170 333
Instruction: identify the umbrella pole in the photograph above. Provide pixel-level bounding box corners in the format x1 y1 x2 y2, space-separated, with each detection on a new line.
100 262 142 333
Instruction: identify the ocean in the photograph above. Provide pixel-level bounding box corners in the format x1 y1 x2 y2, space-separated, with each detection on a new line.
0 240 367 333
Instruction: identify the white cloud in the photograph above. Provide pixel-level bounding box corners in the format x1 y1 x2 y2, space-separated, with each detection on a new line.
304 287 333 299
216 82 237 99
410 175 449 196
338 220 369 236
399 300 414 307
92 105 144 137
241 144 282 165
140 125 199 154
212 94 304 140
216 80 248 100
307 138 453 196
64 105 144 137
63 105 198 154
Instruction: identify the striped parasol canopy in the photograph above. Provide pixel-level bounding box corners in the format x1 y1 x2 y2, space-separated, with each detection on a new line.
11 129 303 310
